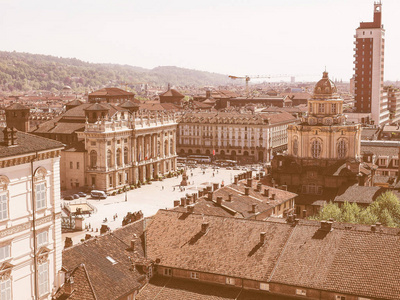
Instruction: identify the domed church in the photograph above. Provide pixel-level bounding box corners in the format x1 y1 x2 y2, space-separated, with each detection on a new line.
271 72 372 215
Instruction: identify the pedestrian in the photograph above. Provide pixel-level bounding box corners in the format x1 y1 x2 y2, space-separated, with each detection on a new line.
162 186 164 190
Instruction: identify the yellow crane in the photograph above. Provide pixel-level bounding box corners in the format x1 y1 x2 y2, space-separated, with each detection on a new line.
228 74 289 97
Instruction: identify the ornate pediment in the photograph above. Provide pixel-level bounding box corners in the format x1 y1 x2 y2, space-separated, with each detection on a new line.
0 262 13 281
37 247 50 264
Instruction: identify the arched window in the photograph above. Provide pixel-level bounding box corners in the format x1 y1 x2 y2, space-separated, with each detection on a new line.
165 141 168 156
293 138 298 156
311 140 322 158
107 150 112 167
170 138 173 155
116 149 121 166
337 139 347 159
90 151 97 168
124 147 128 164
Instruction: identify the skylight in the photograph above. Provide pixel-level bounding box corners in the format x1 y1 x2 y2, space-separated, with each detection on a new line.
106 256 117 265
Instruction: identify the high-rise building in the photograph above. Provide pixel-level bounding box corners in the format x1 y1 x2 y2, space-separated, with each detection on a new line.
354 1 388 125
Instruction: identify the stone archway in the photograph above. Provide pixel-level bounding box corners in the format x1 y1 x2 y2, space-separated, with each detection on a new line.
231 150 236 160
188 149 193 155
205 149 210 155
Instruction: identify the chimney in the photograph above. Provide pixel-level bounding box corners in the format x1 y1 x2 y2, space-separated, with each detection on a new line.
213 183 219 191
371 224 377 232
247 179 253 187
357 173 364 186
320 220 333 232
187 205 194 214
216 196 223 206
3 127 18 146
64 237 73 248
201 222 209 234
260 232 266 244
251 204 257 213
245 187 250 196
376 222 381 230
173 200 180 207
85 234 92 240
100 224 110 234
207 186 212 192
180 197 186 207
207 191 213 201
255 173 260 180
256 182 262 192
234 176 238 184
228 194 233 202
206 90 211 98
302 209 307 218
264 189 269 197
271 193 276 200
130 240 135 251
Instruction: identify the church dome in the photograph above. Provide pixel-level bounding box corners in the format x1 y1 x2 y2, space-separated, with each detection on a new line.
312 71 339 99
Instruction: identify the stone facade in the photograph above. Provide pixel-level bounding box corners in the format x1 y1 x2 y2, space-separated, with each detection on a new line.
0 132 64 299
177 111 297 163
77 111 177 192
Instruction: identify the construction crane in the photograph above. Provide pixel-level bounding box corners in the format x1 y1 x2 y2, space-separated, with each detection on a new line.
228 74 289 97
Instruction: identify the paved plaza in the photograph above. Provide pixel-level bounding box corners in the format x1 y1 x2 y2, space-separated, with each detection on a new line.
62 166 249 245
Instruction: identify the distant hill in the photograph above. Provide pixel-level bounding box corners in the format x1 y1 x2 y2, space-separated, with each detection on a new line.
0 51 230 93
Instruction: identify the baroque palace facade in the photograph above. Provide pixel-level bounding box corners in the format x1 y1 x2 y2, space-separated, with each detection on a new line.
177 111 297 163
271 72 368 215
76 109 177 192
29 93 177 192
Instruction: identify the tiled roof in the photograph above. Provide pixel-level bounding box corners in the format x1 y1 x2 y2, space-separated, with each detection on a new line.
146 210 294 282
0 130 64 158
334 184 400 204
159 89 185 98
361 145 399 157
137 276 295 300
89 88 135 97
139 102 181 111
84 103 109 111
59 219 146 300
146 210 400 300
53 264 96 300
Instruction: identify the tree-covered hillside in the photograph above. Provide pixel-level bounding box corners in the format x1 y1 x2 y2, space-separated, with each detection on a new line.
0 51 229 93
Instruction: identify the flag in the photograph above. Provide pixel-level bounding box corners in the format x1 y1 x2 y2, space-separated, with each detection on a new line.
213 149 215 156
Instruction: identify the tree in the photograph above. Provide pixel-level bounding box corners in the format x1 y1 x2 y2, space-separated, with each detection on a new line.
311 191 400 228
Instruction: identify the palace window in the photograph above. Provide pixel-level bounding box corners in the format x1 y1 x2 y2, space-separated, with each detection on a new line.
90 150 97 168
38 261 49 296
293 139 298 156
226 277 235 285
124 148 128 164
0 245 10 261
36 182 46 210
337 140 347 159
190 272 199 279
37 231 48 247
107 150 112 167
0 278 11 300
336 296 346 300
318 103 325 113
116 149 122 166
311 140 322 158
331 103 337 114
260 283 269 291
0 193 8 221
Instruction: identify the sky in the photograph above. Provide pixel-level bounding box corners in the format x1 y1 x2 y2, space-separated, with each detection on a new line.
1 0 399 82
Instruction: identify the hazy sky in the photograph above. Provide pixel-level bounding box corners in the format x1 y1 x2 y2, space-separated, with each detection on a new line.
1 0 399 82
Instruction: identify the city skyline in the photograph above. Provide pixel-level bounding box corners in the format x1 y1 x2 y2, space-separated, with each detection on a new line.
1 0 400 82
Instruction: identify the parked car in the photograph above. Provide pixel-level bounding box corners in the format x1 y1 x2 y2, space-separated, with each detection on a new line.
63 195 74 200
91 190 107 199
78 192 87 197
72 194 80 199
